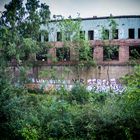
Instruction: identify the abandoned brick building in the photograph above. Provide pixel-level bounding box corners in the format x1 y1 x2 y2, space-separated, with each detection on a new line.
34 15 140 80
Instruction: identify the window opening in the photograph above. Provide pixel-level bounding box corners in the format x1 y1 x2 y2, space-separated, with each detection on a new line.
56 47 70 61
88 30 94 40
79 47 94 61
44 33 49 42
129 29 135 39
80 31 85 40
129 46 140 59
37 33 42 42
102 29 109 40
65 32 71 41
103 45 119 61
138 28 140 39
57 32 62 41
36 48 48 61
113 29 118 39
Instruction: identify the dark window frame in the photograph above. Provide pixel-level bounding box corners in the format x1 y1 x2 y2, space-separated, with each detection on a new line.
56 47 70 61
128 28 135 39
80 31 85 40
57 32 62 41
65 32 71 41
102 29 109 40
79 47 94 61
44 33 49 42
129 46 140 59
113 29 118 39
138 28 140 39
38 33 42 42
103 45 119 61
36 48 48 61
88 30 94 40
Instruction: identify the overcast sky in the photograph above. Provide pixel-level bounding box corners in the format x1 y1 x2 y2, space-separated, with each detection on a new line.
0 0 140 18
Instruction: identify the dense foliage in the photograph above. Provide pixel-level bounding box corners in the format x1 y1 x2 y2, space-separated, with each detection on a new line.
0 69 140 139
0 1 140 140
0 0 50 85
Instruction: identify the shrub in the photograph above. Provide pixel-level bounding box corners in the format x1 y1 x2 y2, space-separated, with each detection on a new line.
69 83 90 104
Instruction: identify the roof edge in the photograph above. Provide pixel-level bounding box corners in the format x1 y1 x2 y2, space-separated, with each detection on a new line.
50 15 140 22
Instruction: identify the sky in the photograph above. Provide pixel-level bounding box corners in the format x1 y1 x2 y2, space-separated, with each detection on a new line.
0 0 140 18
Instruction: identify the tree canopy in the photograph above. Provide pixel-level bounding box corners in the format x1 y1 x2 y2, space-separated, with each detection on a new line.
0 0 50 85
0 0 50 62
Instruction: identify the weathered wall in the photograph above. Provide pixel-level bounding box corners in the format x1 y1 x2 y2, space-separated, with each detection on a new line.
46 39 140 64
30 65 133 83
11 39 140 81
41 16 140 41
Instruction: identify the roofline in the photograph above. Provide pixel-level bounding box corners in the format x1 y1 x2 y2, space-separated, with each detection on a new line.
50 15 140 22
80 15 140 20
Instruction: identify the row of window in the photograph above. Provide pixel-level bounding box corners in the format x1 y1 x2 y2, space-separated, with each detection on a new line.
36 46 140 62
41 28 140 42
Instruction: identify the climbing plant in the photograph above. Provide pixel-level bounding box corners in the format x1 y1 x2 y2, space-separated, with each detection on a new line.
101 16 119 82
58 16 96 81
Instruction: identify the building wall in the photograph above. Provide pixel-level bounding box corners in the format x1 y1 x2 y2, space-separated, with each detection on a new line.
45 39 140 64
41 16 140 41
27 65 133 83
80 17 140 39
18 16 140 81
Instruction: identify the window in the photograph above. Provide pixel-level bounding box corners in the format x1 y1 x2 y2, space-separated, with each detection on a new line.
129 29 135 39
113 29 118 39
80 31 85 40
129 46 140 59
57 32 62 41
56 47 70 61
79 47 94 61
88 30 94 40
102 29 109 40
65 32 71 41
36 49 48 61
103 45 119 61
105 30 109 39
44 33 49 42
37 33 42 42
138 28 140 39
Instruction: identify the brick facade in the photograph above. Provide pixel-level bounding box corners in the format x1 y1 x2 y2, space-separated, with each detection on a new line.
45 39 140 65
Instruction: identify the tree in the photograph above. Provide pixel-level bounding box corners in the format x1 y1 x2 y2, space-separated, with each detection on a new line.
58 16 96 81
0 0 50 85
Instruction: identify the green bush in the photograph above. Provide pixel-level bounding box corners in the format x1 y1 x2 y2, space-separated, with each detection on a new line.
0 76 140 139
69 83 90 104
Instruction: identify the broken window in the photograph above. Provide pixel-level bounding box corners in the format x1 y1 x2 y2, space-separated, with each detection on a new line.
56 47 70 61
128 29 135 39
65 32 71 41
57 32 62 41
105 30 109 39
88 30 94 40
37 33 42 42
129 46 140 59
80 31 85 40
102 29 109 40
44 33 49 42
79 47 94 61
36 48 48 61
113 29 118 39
103 45 119 61
138 28 140 39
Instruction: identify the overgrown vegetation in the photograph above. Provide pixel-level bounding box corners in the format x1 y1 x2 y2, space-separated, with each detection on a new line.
0 0 140 140
0 67 140 139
